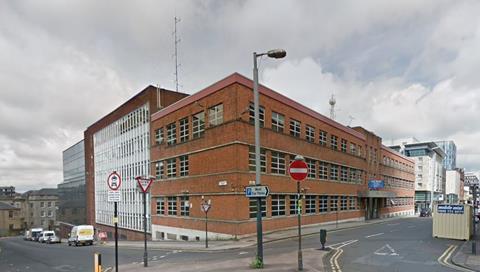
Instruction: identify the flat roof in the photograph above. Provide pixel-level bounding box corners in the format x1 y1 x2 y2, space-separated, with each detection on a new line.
151 73 366 141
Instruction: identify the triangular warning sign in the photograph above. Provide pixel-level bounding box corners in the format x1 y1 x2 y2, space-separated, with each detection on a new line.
374 244 399 256
136 177 154 193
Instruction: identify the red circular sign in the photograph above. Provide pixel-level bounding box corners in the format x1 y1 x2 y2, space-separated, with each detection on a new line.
107 171 122 191
288 160 308 181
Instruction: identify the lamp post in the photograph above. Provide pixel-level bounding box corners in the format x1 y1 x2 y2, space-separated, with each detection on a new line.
253 49 286 265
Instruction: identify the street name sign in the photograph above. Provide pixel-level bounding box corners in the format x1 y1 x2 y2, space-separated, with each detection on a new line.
245 185 270 198
288 159 308 181
107 171 122 191
108 191 121 202
136 176 154 193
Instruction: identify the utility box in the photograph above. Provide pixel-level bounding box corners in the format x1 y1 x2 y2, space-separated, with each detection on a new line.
432 204 472 240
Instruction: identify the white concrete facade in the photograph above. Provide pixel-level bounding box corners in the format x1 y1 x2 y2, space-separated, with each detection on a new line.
446 170 462 197
93 104 151 233
414 155 444 194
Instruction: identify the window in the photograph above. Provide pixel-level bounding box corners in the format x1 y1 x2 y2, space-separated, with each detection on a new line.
180 156 189 177
208 104 223 126
320 196 328 212
30 203 33 208
271 112 285 132
8 211 13 218
319 162 328 180
319 131 327 146
271 195 286 216
167 158 176 178
350 143 356 155
306 125 315 142
40 202 45 208
156 197 165 215
180 196 190 216
331 135 338 150
330 164 338 180
192 111 205 138
307 159 316 179
330 196 338 211
271 152 286 175
179 118 189 142
155 128 164 144
48 211 53 217
249 102 265 127
48 202 52 207
306 195 316 214
248 146 266 173
155 161 164 179
290 195 299 215
341 139 347 152
349 168 356 183
341 196 348 210
349 196 356 210
290 119 301 137
340 166 348 181
41 211 46 217
168 197 177 215
167 122 177 145
249 198 266 218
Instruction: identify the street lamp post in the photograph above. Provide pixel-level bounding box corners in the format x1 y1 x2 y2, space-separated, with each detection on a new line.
253 49 286 265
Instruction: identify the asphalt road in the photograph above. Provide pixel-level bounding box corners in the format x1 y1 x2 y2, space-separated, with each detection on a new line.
0 217 469 272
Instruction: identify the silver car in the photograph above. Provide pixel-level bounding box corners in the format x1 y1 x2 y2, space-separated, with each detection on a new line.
47 234 61 244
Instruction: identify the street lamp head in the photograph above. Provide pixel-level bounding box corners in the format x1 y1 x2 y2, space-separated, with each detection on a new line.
267 49 287 59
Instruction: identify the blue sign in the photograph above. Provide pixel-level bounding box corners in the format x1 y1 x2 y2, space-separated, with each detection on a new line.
368 180 384 190
245 185 269 198
437 204 464 214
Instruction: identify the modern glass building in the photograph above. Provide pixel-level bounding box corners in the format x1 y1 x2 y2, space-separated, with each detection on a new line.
58 140 86 225
435 140 457 171
93 105 151 233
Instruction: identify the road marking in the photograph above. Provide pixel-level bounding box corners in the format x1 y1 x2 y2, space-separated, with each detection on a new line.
438 245 474 272
387 223 400 226
407 225 415 228
365 232 384 238
374 244 399 256
239 251 248 255
103 267 113 272
328 239 358 272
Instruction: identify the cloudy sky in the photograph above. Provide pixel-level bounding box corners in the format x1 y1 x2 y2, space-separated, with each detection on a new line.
1 0 479 192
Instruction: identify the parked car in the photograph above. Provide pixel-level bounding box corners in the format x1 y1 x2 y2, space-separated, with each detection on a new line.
420 208 432 217
30 228 43 241
68 225 94 246
39 231 55 243
46 234 61 244
24 230 31 241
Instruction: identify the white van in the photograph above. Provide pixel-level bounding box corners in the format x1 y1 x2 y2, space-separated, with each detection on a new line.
39 231 55 243
68 225 94 246
30 228 43 241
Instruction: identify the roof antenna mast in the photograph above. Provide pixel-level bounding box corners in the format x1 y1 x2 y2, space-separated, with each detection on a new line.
173 16 181 92
329 94 336 120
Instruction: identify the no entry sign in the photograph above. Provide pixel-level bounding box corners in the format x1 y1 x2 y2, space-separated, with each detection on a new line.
107 171 122 191
289 159 308 181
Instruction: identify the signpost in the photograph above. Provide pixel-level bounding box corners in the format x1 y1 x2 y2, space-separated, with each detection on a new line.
107 171 121 272
288 155 308 271
135 176 154 267
245 186 270 198
201 197 211 248
466 173 480 255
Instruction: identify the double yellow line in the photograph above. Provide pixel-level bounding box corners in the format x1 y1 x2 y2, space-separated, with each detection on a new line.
438 245 474 272
330 248 344 272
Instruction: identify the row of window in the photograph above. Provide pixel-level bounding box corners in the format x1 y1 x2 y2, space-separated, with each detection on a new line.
382 175 414 189
154 156 189 179
248 103 363 157
248 147 363 183
33 201 57 208
155 104 223 146
384 197 414 207
156 196 190 216
249 195 360 218
40 210 54 217
382 155 414 173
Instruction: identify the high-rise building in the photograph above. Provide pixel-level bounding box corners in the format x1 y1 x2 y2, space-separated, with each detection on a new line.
58 140 86 225
435 141 457 170
389 142 446 212
84 86 188 240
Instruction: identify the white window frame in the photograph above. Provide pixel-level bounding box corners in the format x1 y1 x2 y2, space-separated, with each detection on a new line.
249 102 265 127
167 122 176 145
167 158 176 178
271 151 286 175
271 195 286 216
271 112 285 133
306 125 315 142
167 197 177 215
249 198 266 218
320 196 328 212
179 117 189 143
289 119 301 138
192 111 205 138
305 195 316 214
179 155 189 177
208 104 223 126
156 197 165 215
155 128 164 144
248 146 266 173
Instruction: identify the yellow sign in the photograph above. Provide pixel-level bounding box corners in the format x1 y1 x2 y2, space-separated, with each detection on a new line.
79 229 93 236
113 217 118 224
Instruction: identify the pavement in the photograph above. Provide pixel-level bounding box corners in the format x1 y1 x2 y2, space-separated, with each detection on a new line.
452 236 480 271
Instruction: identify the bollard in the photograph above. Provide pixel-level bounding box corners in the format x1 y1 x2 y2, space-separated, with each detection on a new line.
94 252 102 272
320 229 327 250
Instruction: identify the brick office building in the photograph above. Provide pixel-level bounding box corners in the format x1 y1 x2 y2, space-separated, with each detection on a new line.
149 73 415 241
85 86 188 240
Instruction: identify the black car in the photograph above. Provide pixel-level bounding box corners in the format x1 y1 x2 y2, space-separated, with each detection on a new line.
419 208 431 217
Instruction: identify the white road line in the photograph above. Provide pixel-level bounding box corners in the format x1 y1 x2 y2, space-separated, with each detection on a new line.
239 251 248 255
365 232 384 238
103 267 113 272
407 225 415 228
387 223 400 226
